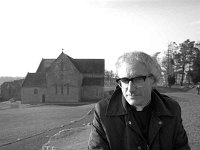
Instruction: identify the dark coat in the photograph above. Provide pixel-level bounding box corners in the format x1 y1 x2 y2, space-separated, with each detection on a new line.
88 87 190 150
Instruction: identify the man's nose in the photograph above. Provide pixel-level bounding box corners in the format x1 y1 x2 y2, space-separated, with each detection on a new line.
127 81 136 92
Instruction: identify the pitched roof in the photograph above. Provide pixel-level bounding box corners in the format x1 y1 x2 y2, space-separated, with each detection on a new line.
22 73 46 88
75 59 104 74
36 59 55 73
35 52 104 74
82 77 104 86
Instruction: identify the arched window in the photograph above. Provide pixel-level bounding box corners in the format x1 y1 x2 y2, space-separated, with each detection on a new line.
60 61 64 71
55 84 57 95
61 85 64 94
34 89 38 94
67 85 70 95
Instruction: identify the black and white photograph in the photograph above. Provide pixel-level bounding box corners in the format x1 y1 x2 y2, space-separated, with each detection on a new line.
0 0 200 149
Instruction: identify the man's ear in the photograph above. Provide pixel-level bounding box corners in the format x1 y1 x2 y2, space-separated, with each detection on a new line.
117 82 122 88
152 81 157 87
149 76 156 87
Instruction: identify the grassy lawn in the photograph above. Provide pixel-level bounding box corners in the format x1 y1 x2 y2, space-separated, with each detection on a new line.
0 86 199 150
0 103 94 150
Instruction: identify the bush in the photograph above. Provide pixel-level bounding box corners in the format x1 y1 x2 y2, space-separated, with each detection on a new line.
168 75 176 87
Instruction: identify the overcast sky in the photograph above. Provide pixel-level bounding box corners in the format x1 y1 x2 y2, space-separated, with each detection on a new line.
0 0 200 77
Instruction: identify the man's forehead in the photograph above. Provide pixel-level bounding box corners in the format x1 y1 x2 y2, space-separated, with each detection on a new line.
117 62 149 77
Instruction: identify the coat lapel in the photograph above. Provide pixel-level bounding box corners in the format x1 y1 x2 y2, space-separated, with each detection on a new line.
148 89 174 146
148 112 162 146
106 86 127 116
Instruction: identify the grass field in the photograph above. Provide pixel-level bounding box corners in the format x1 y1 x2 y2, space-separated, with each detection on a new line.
0 86 200 150
0 102 95 150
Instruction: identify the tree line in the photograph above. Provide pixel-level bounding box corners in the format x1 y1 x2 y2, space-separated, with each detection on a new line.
104 39 200 87
161 39 200 86
104 70 117 86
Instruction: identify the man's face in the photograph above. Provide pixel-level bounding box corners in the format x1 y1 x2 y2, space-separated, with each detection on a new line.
117 62 154 107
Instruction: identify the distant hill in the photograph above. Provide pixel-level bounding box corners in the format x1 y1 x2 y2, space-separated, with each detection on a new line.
0 77 24 85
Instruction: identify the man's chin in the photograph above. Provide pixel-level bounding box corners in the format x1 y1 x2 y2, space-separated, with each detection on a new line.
126 96 142 105
126 95 140 100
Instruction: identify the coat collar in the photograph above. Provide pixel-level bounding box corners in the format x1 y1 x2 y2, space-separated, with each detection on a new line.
106 86 128 116
106 86 174 117
151 89 175 117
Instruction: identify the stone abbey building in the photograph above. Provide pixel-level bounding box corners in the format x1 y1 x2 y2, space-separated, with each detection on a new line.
21 52 104 104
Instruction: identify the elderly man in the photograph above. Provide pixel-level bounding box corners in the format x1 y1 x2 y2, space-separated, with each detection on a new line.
88 51 190 150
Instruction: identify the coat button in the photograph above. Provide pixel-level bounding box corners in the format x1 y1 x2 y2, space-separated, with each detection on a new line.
128 121 132 125
158 121 163 125
137 146 142 150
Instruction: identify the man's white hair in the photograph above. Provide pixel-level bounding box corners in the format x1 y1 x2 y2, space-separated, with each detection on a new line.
115 51 162 84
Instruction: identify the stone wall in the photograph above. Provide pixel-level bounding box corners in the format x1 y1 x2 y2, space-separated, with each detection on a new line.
46 55 82 103
82 86 104 101
21 87 47 104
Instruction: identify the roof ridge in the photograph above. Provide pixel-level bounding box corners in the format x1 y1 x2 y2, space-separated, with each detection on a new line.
75 58 104 60
42 58 56 60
